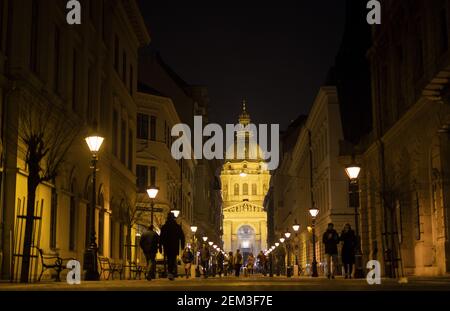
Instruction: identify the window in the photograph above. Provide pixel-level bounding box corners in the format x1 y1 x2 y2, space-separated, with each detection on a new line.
136 165 148 192
114 35 119 72
89 0 95 23
121 119 126 163
50 187 57 249
87 64 95 124
30 0 39 73
440 7 449 54
137 113 149 139
414 19 424 80
112 109 118 156
150 116 156 141
150 166 156 186
69 194 76 251
234 183 239 196
252 184 257 195
72 49 78 112
243 183 248 195
0 0 4 52
128 129 133 170
129 65 133 94
122 52 127 83
53 26 60 93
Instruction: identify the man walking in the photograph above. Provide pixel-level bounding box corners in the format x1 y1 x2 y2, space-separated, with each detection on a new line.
322 223 340 279
199 243 210 278
216 251 224 277
160 212 185 280
234 249 243 277
139 225 161 280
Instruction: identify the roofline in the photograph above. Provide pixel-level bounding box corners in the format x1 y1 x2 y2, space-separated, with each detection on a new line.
122 0 151 46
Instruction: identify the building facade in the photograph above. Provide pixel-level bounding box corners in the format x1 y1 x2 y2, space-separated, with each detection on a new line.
221 103 269 257
350 0 450 277
134 84 196 263
0 0 150 281
271 87 353 273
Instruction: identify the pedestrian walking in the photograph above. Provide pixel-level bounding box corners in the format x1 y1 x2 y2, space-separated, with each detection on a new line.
227 251 234 276
182 247 195 279
234 249 243 277
322 223 340 279
216 251 225 277
160 212 185 280
247 253 255 275
139 225 161 280
340 223 356 279
199 243 210 278
257 251 267 275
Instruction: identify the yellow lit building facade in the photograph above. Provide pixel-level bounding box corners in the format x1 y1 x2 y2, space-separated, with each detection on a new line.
220 103 269 257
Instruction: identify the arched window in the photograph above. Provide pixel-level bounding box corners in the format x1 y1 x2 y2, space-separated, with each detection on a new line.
252 183 257 195
234 183 239 196
243 183 248 195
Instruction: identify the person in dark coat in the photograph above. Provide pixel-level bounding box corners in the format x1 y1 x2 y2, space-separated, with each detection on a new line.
340 223 356 279
199 243 210 278
216 251 224 277
322 223 340 279
160 212 185 280
234 249 243 277
139 225 161 280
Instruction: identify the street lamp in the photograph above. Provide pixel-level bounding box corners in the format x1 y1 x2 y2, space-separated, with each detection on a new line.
146 186 159 227
208 241 214 246
279 238 285 243
190 226 200 278
83 134 104 281
239 170 247 177
275 242 280 247
203 236 208 242
292 221 300 233
345 162 364 278
171 209 180 218
190 226 198 233
284 230 292 277
309 206 319 277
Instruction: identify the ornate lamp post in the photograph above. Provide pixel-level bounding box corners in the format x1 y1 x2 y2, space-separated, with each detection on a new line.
309 206 319 277
345 163 364 278
83 135 104 281
146 186 159 227
284 230 292 277
190 225 200 277
292 221 300 267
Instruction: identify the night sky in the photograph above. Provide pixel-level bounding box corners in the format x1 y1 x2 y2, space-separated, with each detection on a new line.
138 2 346 130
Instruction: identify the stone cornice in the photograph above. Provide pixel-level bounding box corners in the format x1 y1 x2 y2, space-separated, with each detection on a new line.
122 0 151 47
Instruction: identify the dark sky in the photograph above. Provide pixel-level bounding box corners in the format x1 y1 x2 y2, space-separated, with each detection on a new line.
137 2 346 130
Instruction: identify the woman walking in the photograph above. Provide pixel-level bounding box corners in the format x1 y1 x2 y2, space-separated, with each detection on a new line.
182 247 194 279
340 224 356 279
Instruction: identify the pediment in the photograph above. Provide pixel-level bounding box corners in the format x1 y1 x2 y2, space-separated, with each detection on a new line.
223 201 265 213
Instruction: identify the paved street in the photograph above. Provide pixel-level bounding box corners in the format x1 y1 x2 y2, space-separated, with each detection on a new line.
1 275 449 291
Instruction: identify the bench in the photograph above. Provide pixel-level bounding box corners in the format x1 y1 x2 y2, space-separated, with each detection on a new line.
98 256 123 280
33 246 74 282
123 261 144 280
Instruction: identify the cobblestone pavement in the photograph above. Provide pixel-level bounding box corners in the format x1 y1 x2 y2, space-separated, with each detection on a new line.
1 275 449 291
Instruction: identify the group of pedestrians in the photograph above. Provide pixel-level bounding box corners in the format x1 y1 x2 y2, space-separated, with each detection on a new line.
139 212 185 281
322 223 357 279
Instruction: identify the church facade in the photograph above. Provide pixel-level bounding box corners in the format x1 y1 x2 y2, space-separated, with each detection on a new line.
220 103 270 257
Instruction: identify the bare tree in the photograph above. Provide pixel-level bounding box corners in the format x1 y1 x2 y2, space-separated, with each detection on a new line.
119 190 144 263
18 94 81 283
